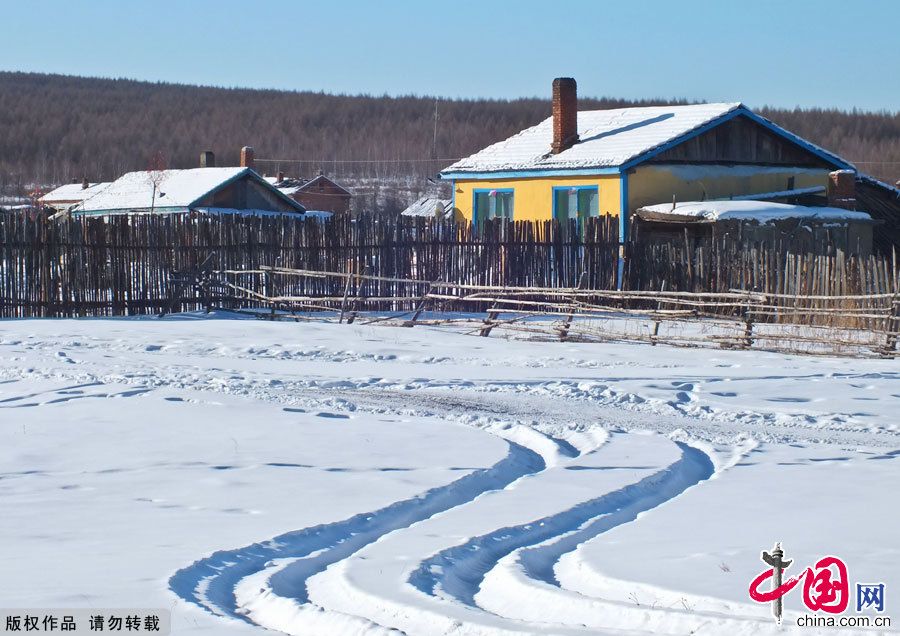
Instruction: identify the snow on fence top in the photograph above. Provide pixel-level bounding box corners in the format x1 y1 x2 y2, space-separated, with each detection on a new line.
636 200 873 223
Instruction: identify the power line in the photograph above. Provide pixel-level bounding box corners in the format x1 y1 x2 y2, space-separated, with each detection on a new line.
256 157 460 164
259 156 899 166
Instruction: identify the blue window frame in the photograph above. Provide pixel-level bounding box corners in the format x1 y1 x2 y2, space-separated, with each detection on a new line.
552 185 599 225
473 188 514 225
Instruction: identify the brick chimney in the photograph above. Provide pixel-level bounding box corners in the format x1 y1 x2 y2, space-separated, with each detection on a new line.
240 146 255 170
551 78 579 154
81 177 89 190
827 170 856 209
276 171 285 183
200 151 215 168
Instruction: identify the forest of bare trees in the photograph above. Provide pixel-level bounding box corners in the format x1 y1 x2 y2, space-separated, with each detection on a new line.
1 71 898 198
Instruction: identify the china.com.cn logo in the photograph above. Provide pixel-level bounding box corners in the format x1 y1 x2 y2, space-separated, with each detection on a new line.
748 542 886 625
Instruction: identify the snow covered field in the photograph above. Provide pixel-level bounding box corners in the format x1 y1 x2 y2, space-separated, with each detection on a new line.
1 314 897 635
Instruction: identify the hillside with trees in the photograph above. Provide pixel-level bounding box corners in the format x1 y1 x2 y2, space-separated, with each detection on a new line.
1 71 898 207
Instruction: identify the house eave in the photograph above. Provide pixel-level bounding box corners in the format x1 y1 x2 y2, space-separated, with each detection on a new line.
188 168 306 213
619 106 855 172
442 105 855 181
440 166 623 181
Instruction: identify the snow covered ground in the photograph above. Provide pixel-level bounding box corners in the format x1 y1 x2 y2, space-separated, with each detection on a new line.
0 314 897 635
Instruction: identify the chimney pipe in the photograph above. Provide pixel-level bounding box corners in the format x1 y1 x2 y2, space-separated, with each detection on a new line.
827 170 856 210
240 146 255 170
200 151 215 168
551 77 579 154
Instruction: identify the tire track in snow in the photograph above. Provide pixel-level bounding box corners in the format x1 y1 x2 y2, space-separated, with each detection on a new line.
409 441 714 608
291 435 708 635
168 431 551 627
470 444 767 634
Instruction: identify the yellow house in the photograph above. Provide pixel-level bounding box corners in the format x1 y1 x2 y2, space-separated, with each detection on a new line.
440 78 855 243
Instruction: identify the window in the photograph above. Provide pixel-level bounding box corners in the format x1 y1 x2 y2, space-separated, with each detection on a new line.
553 186 599 225
474 189 514 224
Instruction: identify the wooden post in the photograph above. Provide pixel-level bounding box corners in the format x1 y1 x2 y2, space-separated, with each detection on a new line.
650 280 667 346
338 260 353 324
881 292 900 357
198 252 216 314
200 271 212 314
558 272 587 342
741 291 755 349
346 264 372 325
403 282 433 327
479 302 500 337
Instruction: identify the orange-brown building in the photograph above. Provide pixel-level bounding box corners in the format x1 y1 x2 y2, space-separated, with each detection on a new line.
267 174 352 214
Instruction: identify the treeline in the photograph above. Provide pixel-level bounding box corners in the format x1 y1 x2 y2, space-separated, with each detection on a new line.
1 71 898 194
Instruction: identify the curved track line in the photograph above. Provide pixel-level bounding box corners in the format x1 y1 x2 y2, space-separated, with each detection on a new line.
410 442 714 607
169 434 548 625
478 559 783 636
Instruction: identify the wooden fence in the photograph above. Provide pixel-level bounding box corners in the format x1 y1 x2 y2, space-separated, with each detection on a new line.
210 266 900 358
1 212 897 324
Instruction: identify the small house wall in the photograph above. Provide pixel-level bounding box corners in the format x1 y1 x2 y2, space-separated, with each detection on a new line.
633 217 873 256
648 115 833 167
627 164 831 212
452 174 621 222
197 176 299 212
292 178 351 214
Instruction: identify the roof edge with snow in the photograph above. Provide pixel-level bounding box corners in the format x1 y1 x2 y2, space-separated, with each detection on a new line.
441 104 854 179
72 167 305 214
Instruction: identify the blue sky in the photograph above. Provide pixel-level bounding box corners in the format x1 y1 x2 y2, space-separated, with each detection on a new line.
3 0 898 111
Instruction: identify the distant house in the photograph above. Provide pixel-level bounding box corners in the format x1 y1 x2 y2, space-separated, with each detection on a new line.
40 180 111 212
400 196 454 219
441 78 858 243
71 167 305 217
0 194 32 212
267 174 352 214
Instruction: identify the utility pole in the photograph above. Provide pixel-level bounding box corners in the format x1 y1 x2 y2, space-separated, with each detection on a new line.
431 100 439 161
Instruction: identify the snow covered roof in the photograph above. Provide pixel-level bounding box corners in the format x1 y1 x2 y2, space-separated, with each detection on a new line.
400 196 452 218
40 182 111 205
442 103 853 177
72 168 304 214
635 200 872 224
299 175 352 195
265 175 352 197
264 176 303 196
76 168 246 212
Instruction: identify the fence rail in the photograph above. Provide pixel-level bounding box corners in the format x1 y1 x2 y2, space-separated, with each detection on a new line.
212 266 899 358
